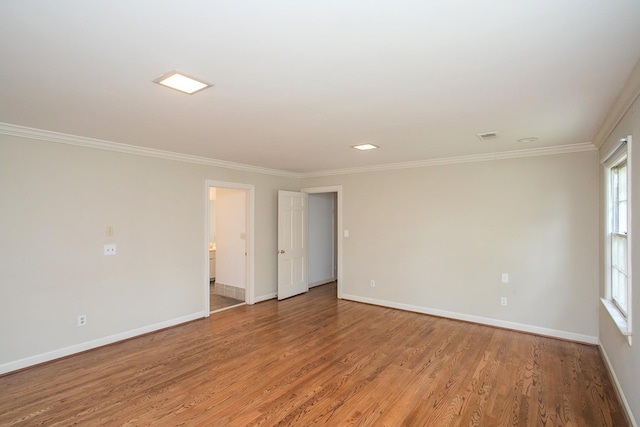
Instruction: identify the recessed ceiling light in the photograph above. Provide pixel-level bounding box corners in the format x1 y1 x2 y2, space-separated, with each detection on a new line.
517 137 539 143
153 71 212 94
352 144 379 151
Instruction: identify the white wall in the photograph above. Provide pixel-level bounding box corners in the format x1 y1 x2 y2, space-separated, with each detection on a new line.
0 134 299 372
302 151 600 342
215 188 247 289
209 187 216 244
308 193 336 287
599 94 640 425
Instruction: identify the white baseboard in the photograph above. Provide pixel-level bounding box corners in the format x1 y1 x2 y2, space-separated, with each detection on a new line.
0 311 205 375
598 340 638 427
254 292 277 303
341 293 599 345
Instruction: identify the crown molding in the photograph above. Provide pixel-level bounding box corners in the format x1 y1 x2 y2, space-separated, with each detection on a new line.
593 58 640 149
301 142 597 178
0 122 299 179
0 122 597 179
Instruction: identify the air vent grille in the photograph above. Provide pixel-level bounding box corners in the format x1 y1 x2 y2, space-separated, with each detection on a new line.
476 132 498 141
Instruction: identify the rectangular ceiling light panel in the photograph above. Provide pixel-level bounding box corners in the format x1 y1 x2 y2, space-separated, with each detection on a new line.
352 144 379 151
154 71 212 94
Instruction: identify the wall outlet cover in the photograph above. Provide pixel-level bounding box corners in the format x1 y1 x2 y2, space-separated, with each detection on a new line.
77 315 87 326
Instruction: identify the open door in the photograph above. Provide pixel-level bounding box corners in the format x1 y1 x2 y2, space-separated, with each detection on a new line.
278 190 308 300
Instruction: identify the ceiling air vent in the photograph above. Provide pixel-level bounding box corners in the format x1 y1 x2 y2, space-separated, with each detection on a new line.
476 132 498 141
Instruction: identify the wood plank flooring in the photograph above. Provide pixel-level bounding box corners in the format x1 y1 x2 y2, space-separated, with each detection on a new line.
0 282 629 426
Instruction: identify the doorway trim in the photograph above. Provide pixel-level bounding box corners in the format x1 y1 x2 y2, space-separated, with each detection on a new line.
205 180 255 316
301 185 343 299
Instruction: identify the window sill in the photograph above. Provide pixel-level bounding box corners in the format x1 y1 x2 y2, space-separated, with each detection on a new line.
601 298 632 337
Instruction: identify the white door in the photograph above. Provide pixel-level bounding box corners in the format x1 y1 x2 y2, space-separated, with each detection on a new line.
278 191 308 300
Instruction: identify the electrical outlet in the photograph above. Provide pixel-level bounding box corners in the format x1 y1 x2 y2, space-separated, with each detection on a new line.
370 280 375 288
104 244 116 255
501 273 509 283
77 315 87 326
501 297 508 306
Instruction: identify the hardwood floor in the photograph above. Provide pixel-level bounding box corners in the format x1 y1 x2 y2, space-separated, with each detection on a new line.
0 282 629 426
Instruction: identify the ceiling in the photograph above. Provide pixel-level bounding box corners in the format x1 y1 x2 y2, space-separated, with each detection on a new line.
1 1 640 173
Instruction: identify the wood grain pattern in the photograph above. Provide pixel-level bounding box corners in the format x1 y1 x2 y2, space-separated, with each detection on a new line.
0 282 629 426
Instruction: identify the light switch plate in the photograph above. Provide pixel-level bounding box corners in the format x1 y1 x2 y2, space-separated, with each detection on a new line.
104 244 116 255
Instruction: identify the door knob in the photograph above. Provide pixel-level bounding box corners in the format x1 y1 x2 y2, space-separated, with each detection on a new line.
278 249 285 254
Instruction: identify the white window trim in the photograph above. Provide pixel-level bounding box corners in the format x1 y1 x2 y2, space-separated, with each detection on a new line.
601 135 632 344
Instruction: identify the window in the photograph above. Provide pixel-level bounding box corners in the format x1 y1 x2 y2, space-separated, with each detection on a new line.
611 161 628 315
602 136 632 340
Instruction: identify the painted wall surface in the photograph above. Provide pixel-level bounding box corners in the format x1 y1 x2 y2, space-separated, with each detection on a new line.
209 200 216 243
599 94 640 424
302 151 600 340
308 193 335 286
0 134 299 369
209 187 216 244
215 188 247 289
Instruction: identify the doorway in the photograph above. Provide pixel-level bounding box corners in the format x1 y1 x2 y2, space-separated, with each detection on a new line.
302 186 343 298
205 180 255 315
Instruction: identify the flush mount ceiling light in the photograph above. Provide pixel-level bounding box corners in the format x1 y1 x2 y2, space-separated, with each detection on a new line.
517 137 539 143
352 143 379 151
153 71 212 94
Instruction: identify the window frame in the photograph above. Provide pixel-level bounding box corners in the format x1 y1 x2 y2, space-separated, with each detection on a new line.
602 136 632 342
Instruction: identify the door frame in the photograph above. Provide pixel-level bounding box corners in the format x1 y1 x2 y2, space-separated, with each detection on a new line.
204 180 255 316
301 185 343 299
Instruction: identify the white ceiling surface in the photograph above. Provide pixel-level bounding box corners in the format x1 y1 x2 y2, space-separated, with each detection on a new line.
1 1 640 173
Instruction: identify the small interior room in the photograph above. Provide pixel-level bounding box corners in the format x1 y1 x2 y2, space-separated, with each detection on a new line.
308 192 337 289
209 186 247 312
